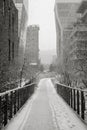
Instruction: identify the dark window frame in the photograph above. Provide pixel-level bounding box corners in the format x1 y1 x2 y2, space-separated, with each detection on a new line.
8 39 11 61
12 42 14 59
3 0 5 16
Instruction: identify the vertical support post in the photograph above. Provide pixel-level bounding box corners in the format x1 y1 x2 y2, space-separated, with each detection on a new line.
74 89 76 111
0 96 2 129
4 94 8 126
81 91 85 120
17 90 20 110
77 90 79 115
14 91 16 115
0 96 1 112
10 92 13 119
20 89 22 107
68 88 70 105
70 89 73 108
21 89 23 106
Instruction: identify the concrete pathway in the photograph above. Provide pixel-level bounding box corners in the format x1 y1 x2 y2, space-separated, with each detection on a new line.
4 78 87 130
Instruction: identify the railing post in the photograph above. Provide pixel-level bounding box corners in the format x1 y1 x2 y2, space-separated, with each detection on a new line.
74 89 76 111
10 92 13 119
4 94 8 126
0 96 2 129
20 89 22 107
68 88 70 105
17 90 20 110
14 91 17 115
81 91 85 120
21 89 23 106
70 89 73 108
77 90 79 115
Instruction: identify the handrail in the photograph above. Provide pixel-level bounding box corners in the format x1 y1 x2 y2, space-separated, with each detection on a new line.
0 83 36 97
55 82 87 122
56 82 87 92
0 81 36 129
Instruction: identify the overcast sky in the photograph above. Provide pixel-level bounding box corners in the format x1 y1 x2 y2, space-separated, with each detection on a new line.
28 0 81 64
28 0 56 52
28 0 81 49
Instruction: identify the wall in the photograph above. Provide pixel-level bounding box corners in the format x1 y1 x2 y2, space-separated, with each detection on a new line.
0 0 19 88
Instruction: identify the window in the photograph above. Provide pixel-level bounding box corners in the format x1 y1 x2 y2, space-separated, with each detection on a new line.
8 39 11 61
12 15 14 34
12 42 14 59
8 41 14 61
8 7 11 30
12 15 14 59
3 0 5 15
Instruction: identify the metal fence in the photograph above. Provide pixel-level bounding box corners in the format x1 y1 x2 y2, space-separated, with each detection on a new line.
56 83 87 121
0 82 36 129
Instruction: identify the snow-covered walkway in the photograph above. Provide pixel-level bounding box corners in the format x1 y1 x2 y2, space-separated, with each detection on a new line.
4 78 87 130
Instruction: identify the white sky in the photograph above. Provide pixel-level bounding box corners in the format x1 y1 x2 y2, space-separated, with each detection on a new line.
28 0 56 52
28 0 81 64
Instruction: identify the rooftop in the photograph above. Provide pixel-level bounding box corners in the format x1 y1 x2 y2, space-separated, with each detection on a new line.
27 25 40 31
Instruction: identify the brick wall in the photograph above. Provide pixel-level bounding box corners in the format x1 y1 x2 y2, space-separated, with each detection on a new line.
0 0 19 89
25 26 39 64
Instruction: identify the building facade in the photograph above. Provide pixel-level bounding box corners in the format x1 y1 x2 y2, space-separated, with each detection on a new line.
54 0 81 85
54 1 79 66
25 25 39 65
0 0 19 90
24 25 40 78
13 0 28 69
69 0 87 87
54 0 87 87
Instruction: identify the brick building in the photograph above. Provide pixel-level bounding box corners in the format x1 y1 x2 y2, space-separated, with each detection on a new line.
25 25 40 78
54 1 79 66
0 0 19 90
54 0 81 85
13 0 28 69
25 25 39 64
69 0 87 87
54 0 87 87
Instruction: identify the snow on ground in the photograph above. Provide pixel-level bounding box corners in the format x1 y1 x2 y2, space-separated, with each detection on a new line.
21 79 55 130
3 78 87 130
3 86 39 130
47 79 87 130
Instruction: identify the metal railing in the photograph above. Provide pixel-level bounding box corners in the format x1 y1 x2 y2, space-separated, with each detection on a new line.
56 83 87 121
0 82 36 129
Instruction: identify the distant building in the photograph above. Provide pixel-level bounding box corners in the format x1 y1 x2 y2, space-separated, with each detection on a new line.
0 0 19 87
13 0 23 36
13 0 28 68
52 55 57 65
0 0 18 64
54 1 79 65
69 0 87 86
25 25 39 65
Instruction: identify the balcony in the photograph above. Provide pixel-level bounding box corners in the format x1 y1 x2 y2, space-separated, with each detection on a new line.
70 48 87 61
71 37 87 45
70 46 87 53
81 9 87 20
70 24 87 38
70 54 86 61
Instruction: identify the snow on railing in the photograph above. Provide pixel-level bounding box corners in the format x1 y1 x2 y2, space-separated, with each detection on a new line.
0 81 36 129
55 82 87 122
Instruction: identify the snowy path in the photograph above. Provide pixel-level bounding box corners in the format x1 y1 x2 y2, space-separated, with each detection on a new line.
4 78 87 130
